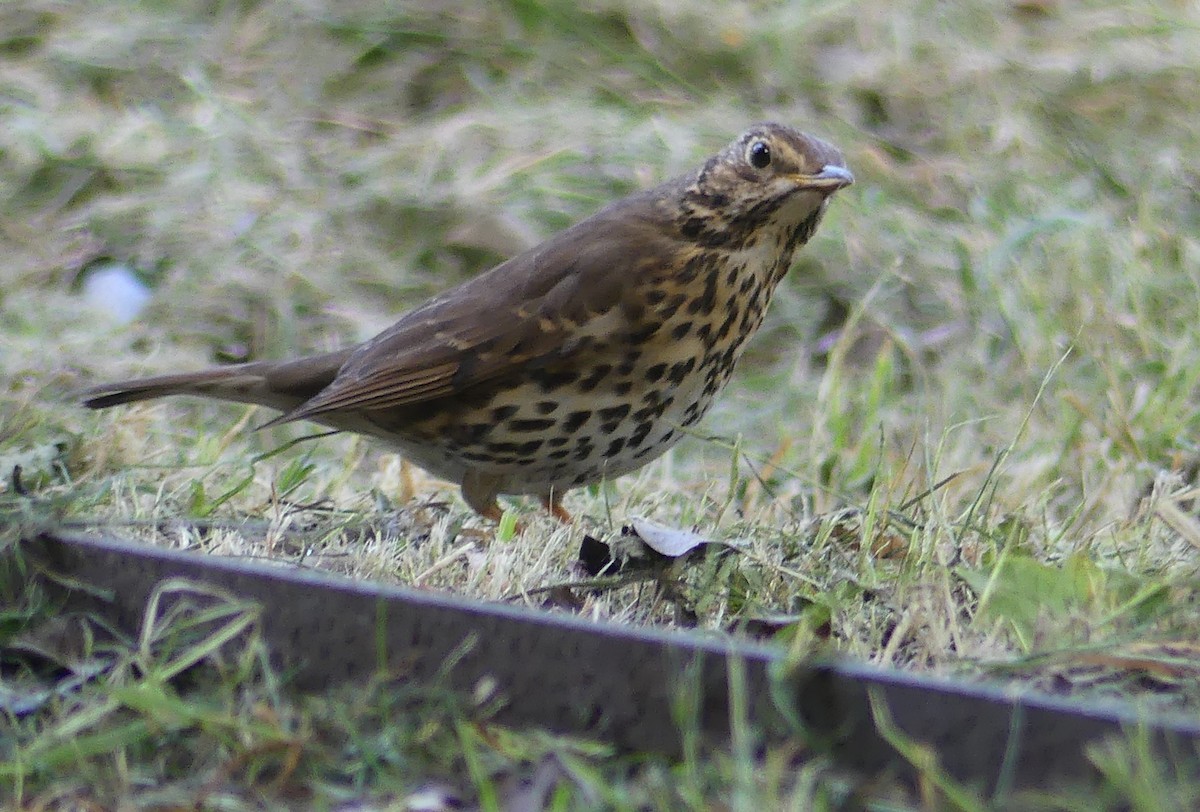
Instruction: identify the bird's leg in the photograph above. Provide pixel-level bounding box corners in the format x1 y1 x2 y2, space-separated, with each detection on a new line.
458 472 527 536
461 470 505 522
541 491 573 523
477 503 505 523
464 471 572 527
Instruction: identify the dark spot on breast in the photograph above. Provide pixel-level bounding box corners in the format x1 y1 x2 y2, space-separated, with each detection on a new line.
547 436 569 448
579 364 612 392
491 405 518 422
680 216 705 242
574 441 595 460
548 449 570 460
605 438 626 457
629 422 654 447
644 363 667 383
531 369 580 392
628 321 663 343
701 267 720 314
613 380 633 395
487 440 544 456
509 417 556 432
616 349 641 376
646 288 666 305
737 311 757 337
599 404 631 423
715 318 735 342
536 400 558 415
563 334 595 356
633 394 673 423
667 358 695 385
457 423 494 444
792 209 824 247
563 410 591 432
671 322 693 340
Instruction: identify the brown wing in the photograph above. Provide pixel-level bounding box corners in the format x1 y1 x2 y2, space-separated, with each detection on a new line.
276 190 679 424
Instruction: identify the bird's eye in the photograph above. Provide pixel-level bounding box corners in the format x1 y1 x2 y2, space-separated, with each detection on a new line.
748 140 772 169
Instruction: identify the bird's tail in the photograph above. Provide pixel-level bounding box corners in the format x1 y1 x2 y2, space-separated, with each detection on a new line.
81 349 353 417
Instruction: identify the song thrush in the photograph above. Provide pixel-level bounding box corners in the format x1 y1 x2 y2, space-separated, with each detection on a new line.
84 122 853 522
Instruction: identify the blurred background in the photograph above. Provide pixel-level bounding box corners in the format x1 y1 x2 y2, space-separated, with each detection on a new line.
3 0 1200 574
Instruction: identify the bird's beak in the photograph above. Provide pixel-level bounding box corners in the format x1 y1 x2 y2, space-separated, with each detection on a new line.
794 164 855 192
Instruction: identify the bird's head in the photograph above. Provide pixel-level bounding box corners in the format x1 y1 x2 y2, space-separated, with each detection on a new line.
679 122 853 250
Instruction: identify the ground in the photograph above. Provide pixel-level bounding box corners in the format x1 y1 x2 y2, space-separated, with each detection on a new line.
3 0 1200 808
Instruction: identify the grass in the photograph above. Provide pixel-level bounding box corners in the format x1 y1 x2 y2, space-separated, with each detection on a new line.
4 0 1200 806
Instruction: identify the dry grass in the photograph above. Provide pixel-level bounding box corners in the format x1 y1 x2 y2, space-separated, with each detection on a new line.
4 0 1200 807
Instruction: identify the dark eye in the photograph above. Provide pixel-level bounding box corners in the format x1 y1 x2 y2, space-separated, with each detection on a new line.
748 140 771 169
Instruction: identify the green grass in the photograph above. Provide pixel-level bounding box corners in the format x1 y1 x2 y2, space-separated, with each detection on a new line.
4 0 1200 806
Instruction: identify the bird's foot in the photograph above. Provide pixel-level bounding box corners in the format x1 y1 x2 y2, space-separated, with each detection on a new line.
541 494 573 523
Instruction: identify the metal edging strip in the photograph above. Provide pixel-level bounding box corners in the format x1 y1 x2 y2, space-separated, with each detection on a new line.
17 530 1200 797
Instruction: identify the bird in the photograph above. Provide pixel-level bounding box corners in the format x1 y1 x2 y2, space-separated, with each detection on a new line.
83 122 853 523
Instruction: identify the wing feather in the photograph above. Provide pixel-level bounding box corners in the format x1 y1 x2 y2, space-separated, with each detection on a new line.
279 192 677 424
